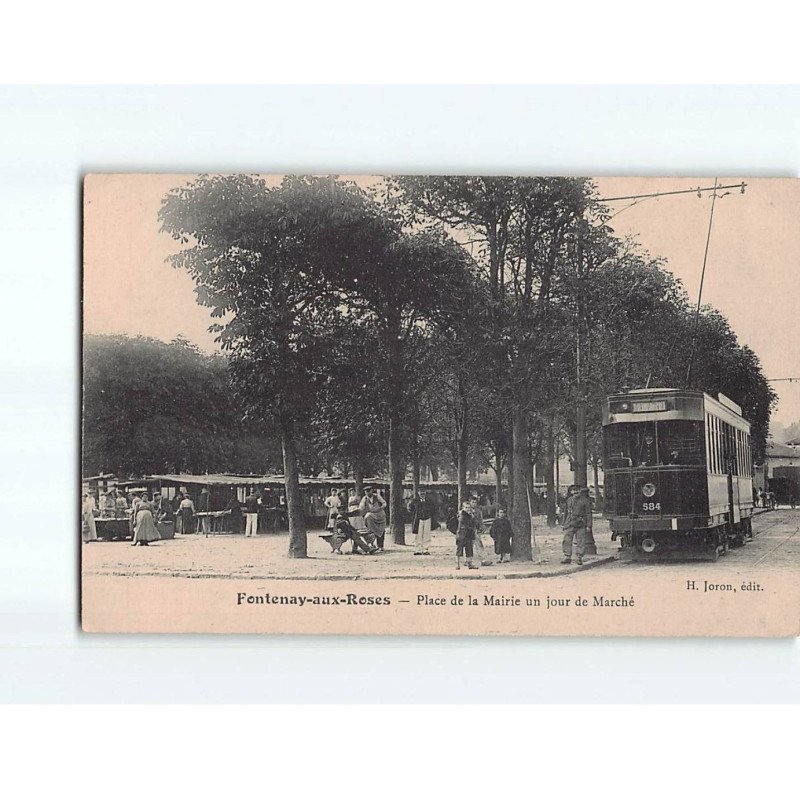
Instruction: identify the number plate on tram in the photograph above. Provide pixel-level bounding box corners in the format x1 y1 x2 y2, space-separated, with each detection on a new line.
632 400 666 413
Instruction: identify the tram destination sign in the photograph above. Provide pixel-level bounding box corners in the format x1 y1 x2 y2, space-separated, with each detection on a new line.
632 400 667 413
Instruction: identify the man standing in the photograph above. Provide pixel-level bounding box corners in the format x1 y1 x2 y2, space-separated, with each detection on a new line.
100 490 115 517
561 486 593 565
412 491 434 556
114 489 129 519
198 487 211 534
244 490 259 537
469 496 492 566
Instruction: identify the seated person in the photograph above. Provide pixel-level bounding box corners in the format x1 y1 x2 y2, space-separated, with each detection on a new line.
321 513 379 555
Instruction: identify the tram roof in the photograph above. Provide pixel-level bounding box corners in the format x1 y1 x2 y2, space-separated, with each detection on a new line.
608 387 703 397
604 387 750 430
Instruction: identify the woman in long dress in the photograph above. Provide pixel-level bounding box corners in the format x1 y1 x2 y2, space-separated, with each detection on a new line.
81 492 98 543
347 489 365 531
132 494 161 546
178 493 196 535
359 487 387 550
324 489 341 531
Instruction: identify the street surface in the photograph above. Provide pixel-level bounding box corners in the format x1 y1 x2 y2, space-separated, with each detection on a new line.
82 510 799 582
600 508 800 577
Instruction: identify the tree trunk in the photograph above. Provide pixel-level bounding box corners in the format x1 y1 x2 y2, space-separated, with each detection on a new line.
555 441 560 511
353 462 364 498
429 463 439 482
510 407 532 561
282 423 307 558
388 414 406 544
583 455 598 556
507 438 515 516
412 452 421 497
495 462 503 508
544 424 557 527
574 397 588 488
488 224 499 298
457 428 468 509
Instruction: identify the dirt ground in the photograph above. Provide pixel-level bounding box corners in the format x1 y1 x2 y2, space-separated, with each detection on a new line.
82 517 618 581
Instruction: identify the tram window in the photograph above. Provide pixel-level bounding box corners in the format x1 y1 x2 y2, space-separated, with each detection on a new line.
722 423 727 472
656 420 704 465
738 431 744 475
605 421 704 467
709 417 715 473
722 423 737 475
711 417 718 473
604 422 656 467
730 425 738 475
736 431 741 474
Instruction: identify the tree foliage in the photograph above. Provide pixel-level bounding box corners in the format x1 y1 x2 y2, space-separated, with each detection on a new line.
83 334 280 477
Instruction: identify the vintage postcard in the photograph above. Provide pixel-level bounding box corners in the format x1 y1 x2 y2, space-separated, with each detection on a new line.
81 174 800 636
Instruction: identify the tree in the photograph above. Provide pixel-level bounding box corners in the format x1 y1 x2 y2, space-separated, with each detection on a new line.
324 229 479 544
308 321 386 493
391 176 594 560
82 334 281 477
159 175 397 557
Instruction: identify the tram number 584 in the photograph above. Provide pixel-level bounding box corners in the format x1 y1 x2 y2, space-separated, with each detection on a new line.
642 502 661 511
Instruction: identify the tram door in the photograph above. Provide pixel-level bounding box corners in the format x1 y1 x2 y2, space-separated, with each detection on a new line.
726 459 741 525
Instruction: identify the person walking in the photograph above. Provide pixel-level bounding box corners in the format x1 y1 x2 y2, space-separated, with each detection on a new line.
128 491 145 539
412 491 434 555
561 486 593 565
360 486 387 550
455 501 478 570
244 490 259 537
489 507 513 563
81 492 98 543
132 493 161 546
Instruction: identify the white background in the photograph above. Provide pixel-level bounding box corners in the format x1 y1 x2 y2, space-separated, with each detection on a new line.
1 84 799 704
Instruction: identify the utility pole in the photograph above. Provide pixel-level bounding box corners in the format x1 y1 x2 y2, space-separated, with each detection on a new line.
686 178 719 387
574 238 588 490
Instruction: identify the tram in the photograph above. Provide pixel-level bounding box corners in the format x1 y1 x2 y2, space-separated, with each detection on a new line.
602 388 754 560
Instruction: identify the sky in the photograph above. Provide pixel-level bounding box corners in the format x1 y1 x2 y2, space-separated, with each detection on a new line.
83 174 800 429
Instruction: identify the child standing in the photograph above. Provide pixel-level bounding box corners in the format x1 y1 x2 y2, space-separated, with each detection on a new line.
489 507 513 563
454 501 478 570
